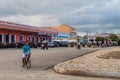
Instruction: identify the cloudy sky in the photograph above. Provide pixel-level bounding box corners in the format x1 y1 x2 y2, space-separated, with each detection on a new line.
0 0 120 35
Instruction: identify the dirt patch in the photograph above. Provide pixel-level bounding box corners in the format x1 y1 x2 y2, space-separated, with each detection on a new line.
98 51 120 59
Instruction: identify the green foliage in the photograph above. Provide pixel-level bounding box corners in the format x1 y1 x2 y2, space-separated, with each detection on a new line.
68 42 76 47
95 37 104 43
0 43 4 48
80 38 87 45
109 34 119 41
77 38 80 42
83 35 87 39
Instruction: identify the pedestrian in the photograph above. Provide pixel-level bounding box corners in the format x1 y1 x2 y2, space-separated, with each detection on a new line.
77 41 81 49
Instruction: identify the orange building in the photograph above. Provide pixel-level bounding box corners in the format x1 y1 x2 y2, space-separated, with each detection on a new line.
0 20 57 45
52 24 77 40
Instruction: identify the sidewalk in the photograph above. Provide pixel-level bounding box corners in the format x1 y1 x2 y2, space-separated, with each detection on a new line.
54 47 120 78
0 70 117 80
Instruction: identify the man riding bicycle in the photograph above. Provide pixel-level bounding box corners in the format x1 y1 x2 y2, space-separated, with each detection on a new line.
22 41 31 67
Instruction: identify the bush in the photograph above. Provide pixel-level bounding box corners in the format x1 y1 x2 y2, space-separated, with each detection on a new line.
0 43 4 48
68 42 76 47
29 42 37 48
87 43 91 48
10 43 16 48
16 43 25 48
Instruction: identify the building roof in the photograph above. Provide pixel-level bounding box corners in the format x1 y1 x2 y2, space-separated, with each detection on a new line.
0 20 57 34
38 27 58 34
59 24 76 30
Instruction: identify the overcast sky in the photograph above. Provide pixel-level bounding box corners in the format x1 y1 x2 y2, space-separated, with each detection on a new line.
0 0 120 35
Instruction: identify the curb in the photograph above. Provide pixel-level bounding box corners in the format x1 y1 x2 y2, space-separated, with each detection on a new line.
54 65 120 78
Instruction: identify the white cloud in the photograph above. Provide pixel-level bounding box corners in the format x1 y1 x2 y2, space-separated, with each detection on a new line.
0 0 120 33
0 15 60 26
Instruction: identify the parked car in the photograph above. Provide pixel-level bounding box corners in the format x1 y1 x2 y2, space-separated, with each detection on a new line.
28 42 37 48
48 42 55 47
51 41 60 47
60 41 68 47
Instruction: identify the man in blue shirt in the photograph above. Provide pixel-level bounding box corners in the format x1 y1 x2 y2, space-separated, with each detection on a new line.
22 41 31 67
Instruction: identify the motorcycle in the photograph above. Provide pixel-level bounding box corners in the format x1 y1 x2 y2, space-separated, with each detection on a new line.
41 43 48 50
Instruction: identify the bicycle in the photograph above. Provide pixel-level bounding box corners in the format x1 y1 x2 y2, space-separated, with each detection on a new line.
23 55 31 69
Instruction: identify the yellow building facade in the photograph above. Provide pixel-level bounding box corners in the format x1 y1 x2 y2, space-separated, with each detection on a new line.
52 24 77 40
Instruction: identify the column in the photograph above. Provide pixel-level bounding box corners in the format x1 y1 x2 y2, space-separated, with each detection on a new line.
9 33 11 44
40 35 42 42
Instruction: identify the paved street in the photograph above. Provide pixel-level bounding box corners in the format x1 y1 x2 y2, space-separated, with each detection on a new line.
0 47 118 80
0 47 100 71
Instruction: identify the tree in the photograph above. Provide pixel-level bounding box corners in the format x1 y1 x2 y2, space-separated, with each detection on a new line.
109 34 119 41
95 37 104 43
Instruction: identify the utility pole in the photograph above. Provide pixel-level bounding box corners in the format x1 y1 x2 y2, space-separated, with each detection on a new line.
103 31 106 48
86 31 88 42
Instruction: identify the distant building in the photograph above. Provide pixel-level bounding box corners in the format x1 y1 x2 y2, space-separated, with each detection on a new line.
38 27 58 42
0 20 77 45
0 20 57 44
88 33 120 41
52 24 77 41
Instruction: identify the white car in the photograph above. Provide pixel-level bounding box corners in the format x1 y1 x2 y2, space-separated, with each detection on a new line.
48 42 55 47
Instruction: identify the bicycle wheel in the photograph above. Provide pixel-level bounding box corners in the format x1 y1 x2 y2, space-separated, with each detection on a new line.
26 59 31 69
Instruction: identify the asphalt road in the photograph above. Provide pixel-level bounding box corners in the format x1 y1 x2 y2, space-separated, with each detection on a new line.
0 47 101 71
0 47 118 80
